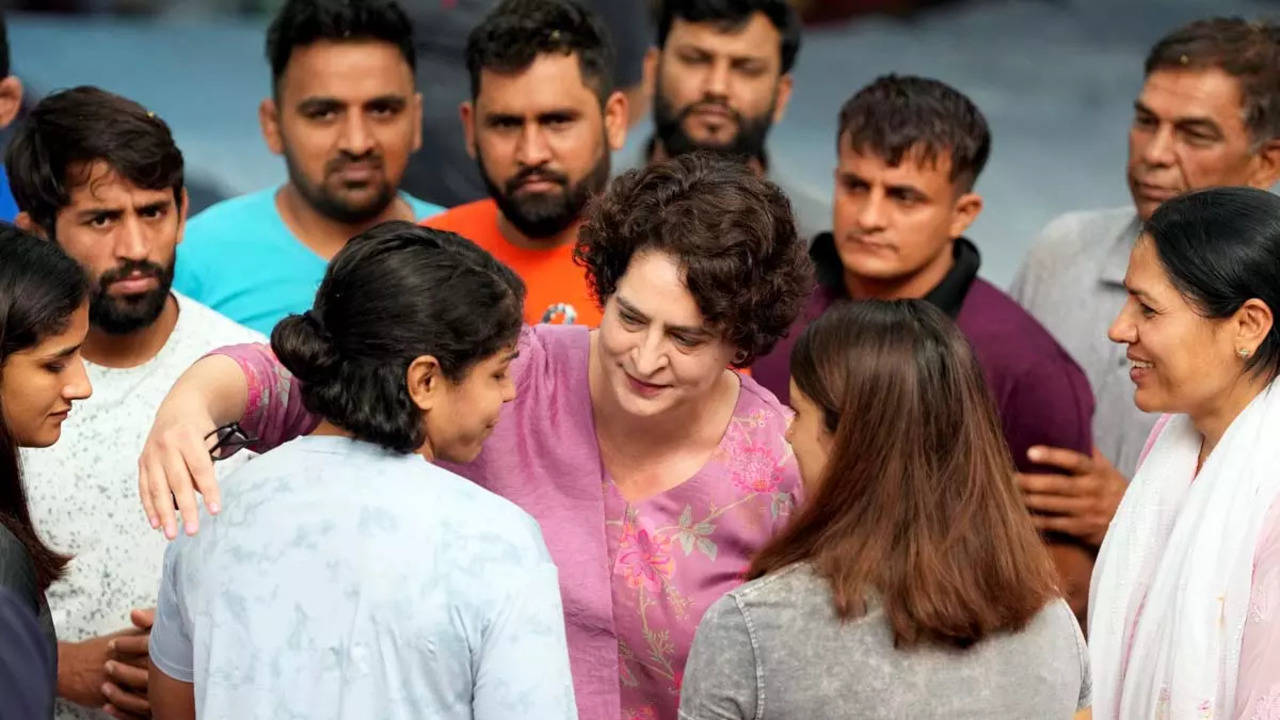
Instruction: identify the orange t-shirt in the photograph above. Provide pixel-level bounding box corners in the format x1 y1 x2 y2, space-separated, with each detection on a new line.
422 199 602 327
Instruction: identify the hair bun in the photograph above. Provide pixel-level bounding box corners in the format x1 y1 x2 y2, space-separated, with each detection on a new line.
271 310 340 385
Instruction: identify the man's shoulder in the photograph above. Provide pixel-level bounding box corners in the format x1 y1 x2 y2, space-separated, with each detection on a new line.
961 279 1083 366
185 188 280 233
403 193 445 221
1028 207 1137 260
172 292 267 345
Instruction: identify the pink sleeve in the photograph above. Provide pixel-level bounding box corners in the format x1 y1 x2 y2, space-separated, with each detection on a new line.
210 343 320 452
1233 496 1280 719
1135 413 1173 472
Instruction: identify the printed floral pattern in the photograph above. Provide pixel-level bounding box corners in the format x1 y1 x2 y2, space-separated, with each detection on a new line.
605 403 800 720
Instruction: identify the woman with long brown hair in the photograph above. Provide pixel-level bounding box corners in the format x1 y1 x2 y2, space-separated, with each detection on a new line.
679 300 1090 719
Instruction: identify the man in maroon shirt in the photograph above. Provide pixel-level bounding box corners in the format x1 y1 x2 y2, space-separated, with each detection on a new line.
752 74 1097 620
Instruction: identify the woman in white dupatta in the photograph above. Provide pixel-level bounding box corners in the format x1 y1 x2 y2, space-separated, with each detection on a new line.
1091 186 1280 720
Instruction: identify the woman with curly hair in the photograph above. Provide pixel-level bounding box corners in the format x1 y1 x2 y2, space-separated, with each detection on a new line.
135 153 814 720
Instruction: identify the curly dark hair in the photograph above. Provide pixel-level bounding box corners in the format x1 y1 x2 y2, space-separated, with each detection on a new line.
575 152 812 367
272 222 525 453
466 0 614 103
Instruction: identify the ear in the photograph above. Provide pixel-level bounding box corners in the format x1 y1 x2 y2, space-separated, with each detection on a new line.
410 92 424 154
642 47 659 103
947 191 984 239
603 90 629 152
174 188 190 246
1247 138 1280 189
771 73 794 126
14 210 45 238
459 101 477 160
1234 297 1274 360
406 354 445 412
260 98 285 156
0 75 23 129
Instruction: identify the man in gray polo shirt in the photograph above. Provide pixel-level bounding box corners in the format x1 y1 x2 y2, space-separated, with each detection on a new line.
1011 17 1280 548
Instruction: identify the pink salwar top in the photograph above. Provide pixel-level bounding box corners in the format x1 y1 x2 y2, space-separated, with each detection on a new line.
218 324 801 720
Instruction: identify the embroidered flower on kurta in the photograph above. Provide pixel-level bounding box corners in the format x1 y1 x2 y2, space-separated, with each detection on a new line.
618 527 675 594
727 438 781 494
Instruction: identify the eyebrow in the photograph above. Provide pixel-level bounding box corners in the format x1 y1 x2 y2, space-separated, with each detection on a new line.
1134 101 1224 134
617 297 712 337
42 343 82 361
673 42 770 65
1123 282 1158 304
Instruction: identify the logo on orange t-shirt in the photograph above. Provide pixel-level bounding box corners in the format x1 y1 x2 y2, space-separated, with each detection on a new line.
422 199 603 327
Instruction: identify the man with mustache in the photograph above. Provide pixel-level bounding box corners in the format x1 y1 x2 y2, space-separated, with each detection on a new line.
172 0 441 336
6 87 262 720
1010 18 1280 553
425 0 627 327
634 0 828 238
751 75 1098 622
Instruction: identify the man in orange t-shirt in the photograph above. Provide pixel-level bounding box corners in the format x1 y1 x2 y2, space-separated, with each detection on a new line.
423 0 627 326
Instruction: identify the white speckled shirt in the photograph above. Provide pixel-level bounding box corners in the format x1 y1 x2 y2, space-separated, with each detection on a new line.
149 435 577 720
20 292 263 720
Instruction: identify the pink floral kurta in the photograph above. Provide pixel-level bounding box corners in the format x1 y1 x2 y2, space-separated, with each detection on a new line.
217 325 800 720
606 399 797 720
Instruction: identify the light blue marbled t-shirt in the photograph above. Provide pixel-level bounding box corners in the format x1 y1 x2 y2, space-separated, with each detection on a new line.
150 435 576 720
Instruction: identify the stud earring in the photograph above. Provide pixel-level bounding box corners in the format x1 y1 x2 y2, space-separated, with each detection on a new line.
1238 348 1252 360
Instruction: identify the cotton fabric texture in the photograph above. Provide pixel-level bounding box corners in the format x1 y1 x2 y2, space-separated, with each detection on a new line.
149 435 576 720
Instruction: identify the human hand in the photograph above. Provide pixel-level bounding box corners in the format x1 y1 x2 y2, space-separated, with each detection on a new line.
101 609 155 719
58 621 147 714
1018 446 1128 548
137 398 220 540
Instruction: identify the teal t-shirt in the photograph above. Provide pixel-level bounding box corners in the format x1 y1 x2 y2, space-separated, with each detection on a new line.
174 187 443 335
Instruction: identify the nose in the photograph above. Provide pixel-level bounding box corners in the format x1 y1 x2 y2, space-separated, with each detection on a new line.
1140 123 1176 168
703 58 731 100
631 328 669 377
500 374 517 404
856 188 889 233
338 112 376 157
515 123 553 169
114 214 150 262
1108 299 1138 345
63 356 93 402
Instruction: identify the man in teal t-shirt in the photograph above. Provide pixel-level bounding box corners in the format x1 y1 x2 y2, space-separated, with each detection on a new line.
175 0 443 335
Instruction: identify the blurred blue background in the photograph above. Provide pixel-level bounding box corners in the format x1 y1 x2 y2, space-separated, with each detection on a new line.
7 0 1272 286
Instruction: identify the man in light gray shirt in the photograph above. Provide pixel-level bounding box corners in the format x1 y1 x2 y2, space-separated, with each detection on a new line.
1011 17 1280 548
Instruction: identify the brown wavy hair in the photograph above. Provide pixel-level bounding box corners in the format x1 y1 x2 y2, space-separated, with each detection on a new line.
574 152 813 367
749 300 1059 648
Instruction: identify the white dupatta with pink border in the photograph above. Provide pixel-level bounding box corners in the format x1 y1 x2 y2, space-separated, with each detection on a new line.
1090 382 1280 719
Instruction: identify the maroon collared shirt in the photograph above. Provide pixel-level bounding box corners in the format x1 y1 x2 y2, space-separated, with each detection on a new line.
753 235 1095 474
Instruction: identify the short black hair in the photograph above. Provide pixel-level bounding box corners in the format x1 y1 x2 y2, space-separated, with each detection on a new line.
266 0 416 93
655 0 801 74
466 0 615 103
0 12 10 79
575 152 812 366
272 222 525 454
4 86 185 234
837 74 991 192
1144 186 1280 383
1145 17 1280 146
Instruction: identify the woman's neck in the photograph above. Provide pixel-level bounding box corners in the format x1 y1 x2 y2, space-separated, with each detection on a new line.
1192 372 1272 469
310 418 438 461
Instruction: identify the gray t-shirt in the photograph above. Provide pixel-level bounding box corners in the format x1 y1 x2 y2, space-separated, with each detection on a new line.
150 435 577 720
679 563 1090 719
1010 207 1159 478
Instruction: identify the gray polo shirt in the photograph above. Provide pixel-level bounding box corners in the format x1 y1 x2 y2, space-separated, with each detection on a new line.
1010 207 1160 478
